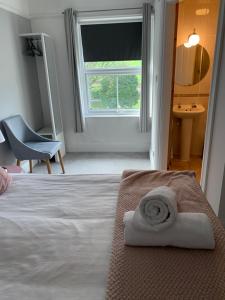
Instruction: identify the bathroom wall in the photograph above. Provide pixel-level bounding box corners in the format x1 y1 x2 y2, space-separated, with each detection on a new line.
173 0 219 157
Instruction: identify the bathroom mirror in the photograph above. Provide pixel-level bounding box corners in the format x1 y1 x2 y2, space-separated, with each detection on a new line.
175 44 210 86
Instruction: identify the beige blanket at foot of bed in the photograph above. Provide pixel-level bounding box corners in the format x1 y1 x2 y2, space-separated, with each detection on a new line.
106 170 225 300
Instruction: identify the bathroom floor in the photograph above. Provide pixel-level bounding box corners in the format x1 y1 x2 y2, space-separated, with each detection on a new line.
168 156 202 182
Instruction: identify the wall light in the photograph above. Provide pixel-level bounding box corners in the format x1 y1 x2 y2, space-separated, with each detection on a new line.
184 29 200 48
184 41 192 48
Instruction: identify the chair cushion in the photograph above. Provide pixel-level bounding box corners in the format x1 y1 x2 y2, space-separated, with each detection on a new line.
25 141 61 159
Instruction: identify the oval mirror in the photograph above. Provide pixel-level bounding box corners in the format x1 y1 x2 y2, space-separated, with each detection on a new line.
175 44 210 86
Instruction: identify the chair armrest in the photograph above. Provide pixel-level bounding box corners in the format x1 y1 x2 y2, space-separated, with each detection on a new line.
24 125 58 143
28 130 55 142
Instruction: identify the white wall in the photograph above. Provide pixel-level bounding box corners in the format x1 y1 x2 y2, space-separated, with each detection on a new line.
0 0 29 17
0 8 43 164
28 0 150 17
30 9 150 153
205 7 225 216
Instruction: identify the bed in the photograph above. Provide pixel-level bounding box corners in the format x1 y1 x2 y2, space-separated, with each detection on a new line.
1 171 225 300
0 174 120 300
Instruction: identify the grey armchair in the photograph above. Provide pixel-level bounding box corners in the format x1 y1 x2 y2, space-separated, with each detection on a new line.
2 115 65 174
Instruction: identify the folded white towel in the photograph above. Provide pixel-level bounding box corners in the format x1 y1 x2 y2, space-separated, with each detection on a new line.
133 186 177 232
124 211 215 249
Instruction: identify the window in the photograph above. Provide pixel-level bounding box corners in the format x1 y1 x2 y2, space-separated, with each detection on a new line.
80 22 142 115
85 61 142 113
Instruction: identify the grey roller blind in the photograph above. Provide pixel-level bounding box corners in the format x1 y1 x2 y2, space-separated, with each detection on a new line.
81 22 142 62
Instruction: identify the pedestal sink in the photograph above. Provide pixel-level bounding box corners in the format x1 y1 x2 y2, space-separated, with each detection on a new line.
173 104 205 161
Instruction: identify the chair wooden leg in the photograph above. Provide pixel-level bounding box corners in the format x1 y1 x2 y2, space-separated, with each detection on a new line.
58 150 65 174
17 160 21 167
45 160 52 174
29 160 32 173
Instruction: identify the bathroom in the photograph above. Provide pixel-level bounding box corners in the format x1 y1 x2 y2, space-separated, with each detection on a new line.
169 0 220 181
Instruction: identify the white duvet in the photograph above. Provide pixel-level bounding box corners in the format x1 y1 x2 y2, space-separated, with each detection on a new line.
0 174 120 300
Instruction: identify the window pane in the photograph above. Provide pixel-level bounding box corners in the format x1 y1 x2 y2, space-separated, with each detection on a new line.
85 60 142 69
87 74 141 111
88 75 117 110
118 74 141 109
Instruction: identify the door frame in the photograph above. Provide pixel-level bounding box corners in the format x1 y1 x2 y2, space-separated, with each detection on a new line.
154 0 225 192
150 0 177 170
200 0 225 191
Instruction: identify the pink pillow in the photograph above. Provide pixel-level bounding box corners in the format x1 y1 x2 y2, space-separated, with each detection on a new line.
0 167 12 195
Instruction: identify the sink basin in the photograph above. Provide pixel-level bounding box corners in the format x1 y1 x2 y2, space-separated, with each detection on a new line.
173 104 205 119
172 104 205 161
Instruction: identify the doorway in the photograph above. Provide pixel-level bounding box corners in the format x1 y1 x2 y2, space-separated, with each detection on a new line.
168 0 221 182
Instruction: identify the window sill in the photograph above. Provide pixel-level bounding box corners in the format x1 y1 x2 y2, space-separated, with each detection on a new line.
85 114 140 118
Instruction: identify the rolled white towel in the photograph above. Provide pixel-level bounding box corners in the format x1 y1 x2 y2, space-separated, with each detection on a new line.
124 211 215 250
133 186 177 232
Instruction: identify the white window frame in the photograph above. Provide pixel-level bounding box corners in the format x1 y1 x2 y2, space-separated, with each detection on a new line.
77 11 143 116
84 66 142 115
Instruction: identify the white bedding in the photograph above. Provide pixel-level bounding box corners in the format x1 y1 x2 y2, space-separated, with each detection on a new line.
0 174 121 300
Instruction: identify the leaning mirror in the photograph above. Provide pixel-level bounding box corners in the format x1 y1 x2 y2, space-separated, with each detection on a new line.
175 44 210 86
